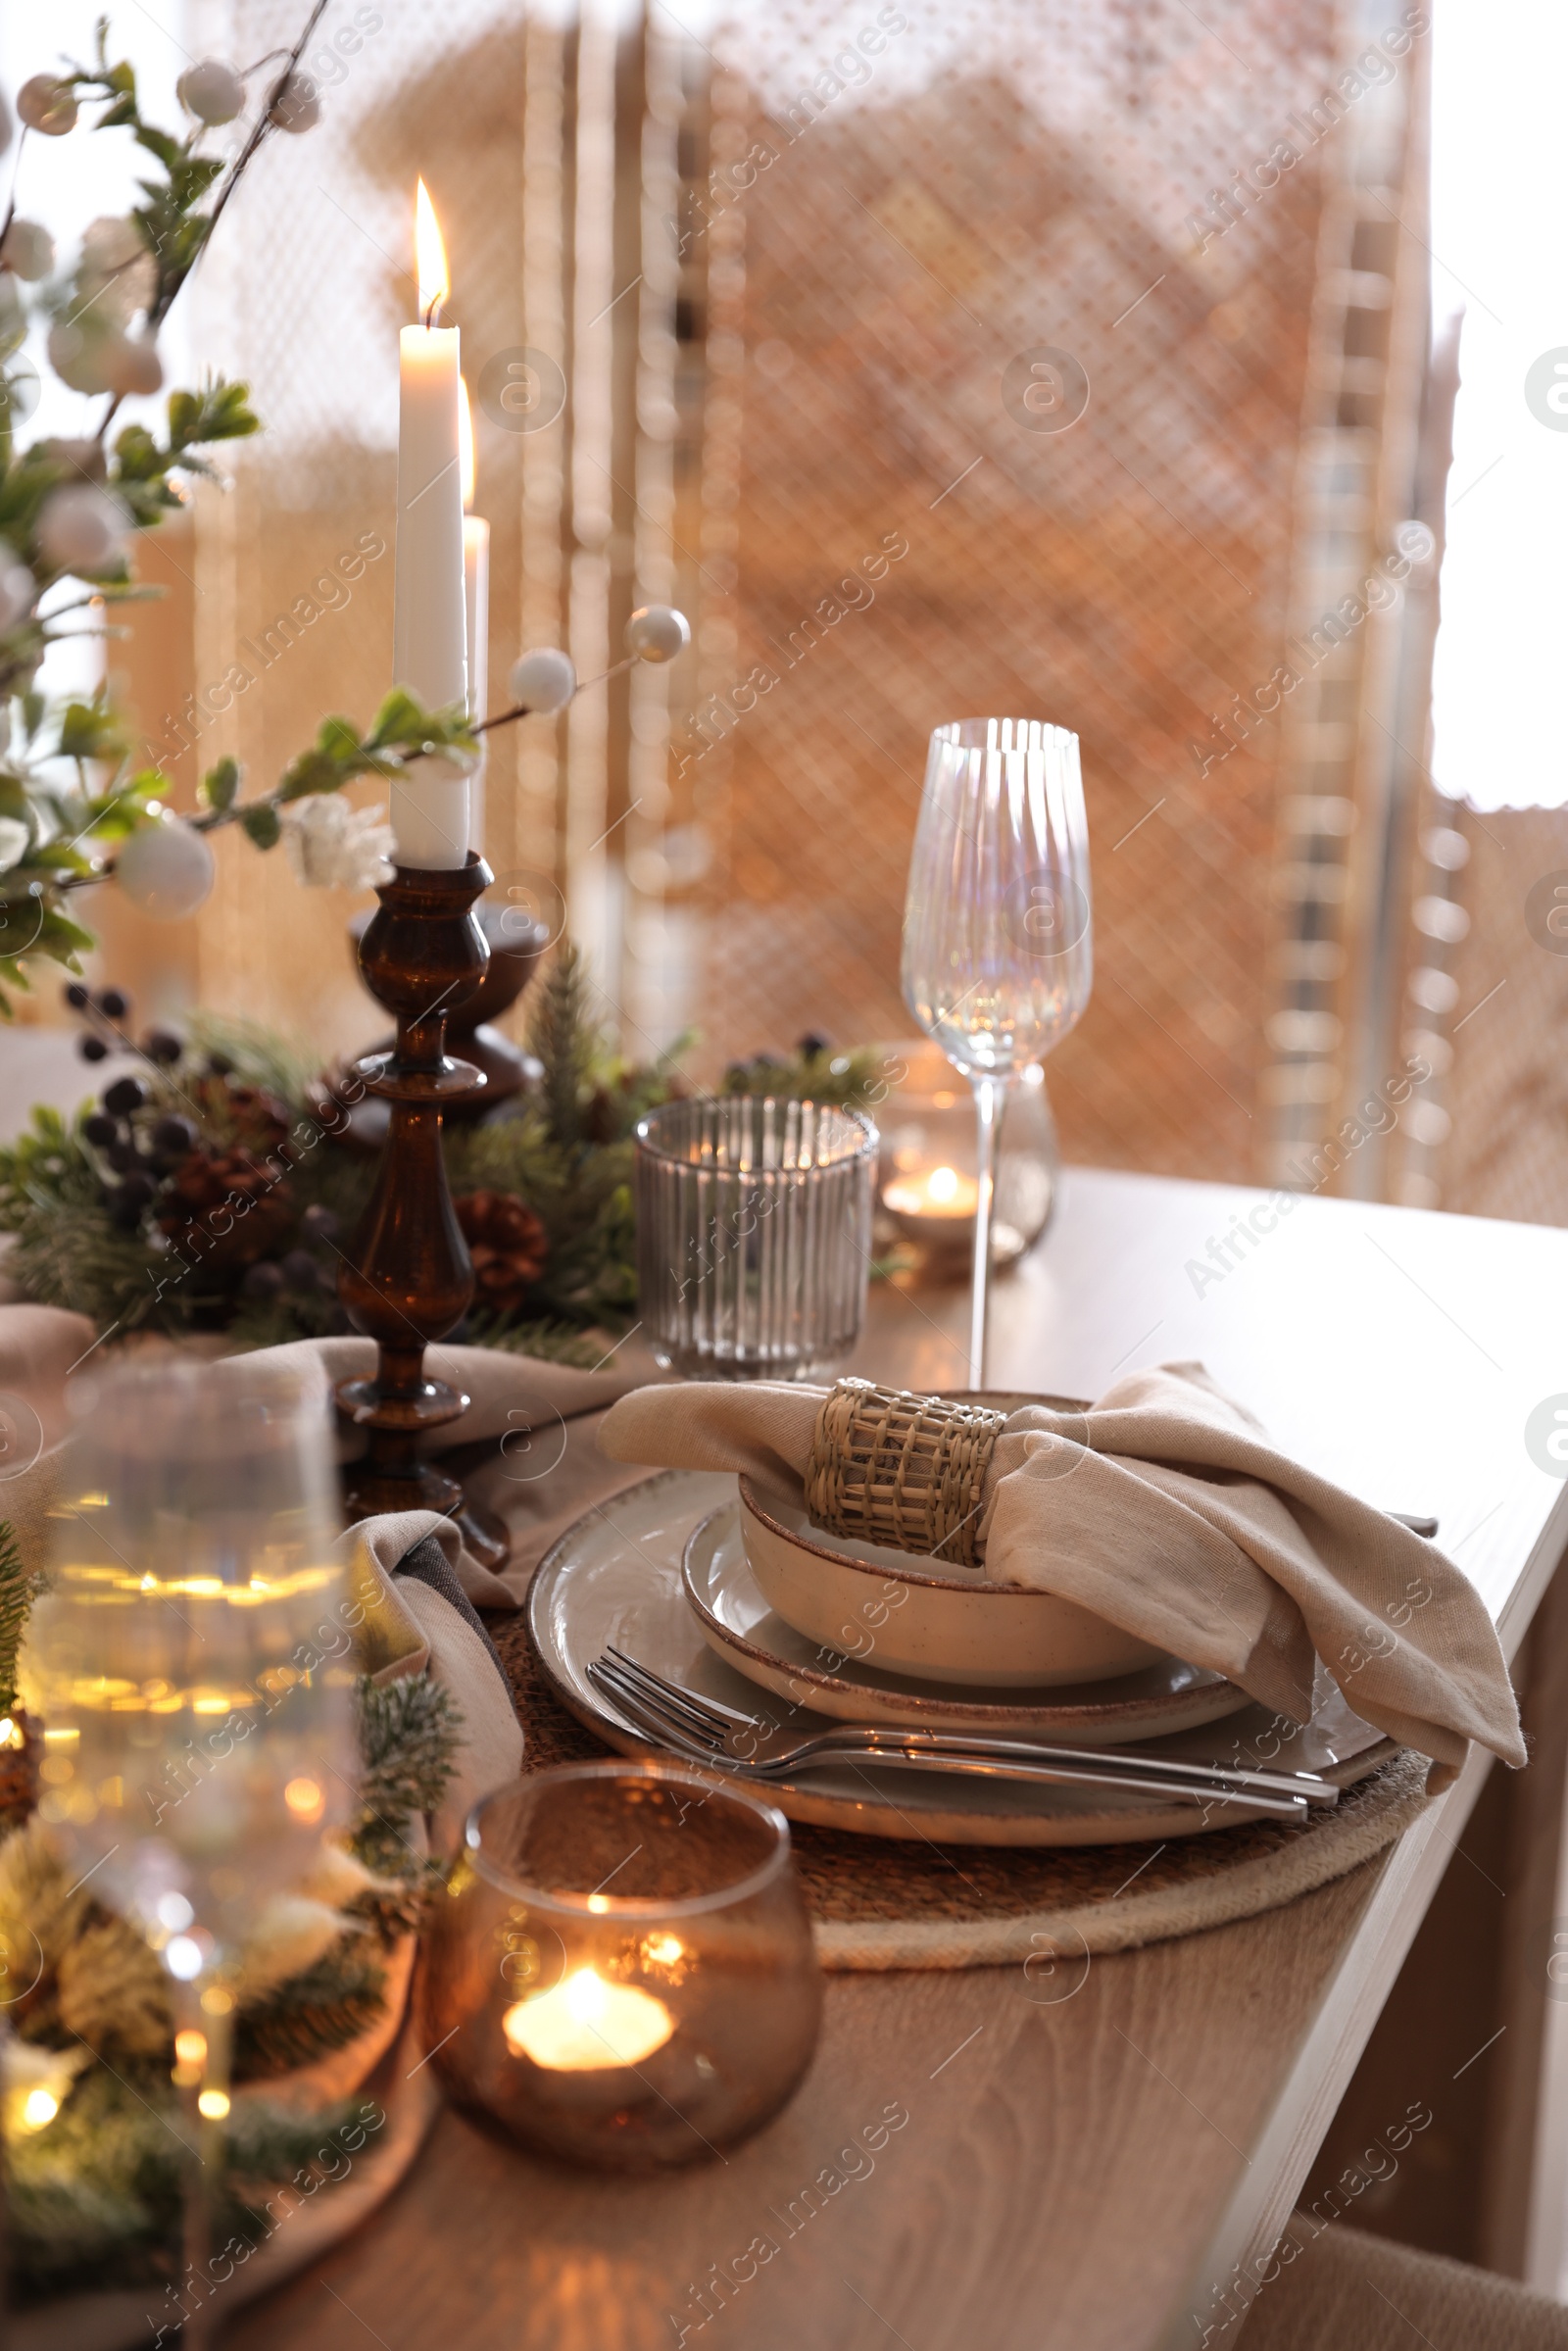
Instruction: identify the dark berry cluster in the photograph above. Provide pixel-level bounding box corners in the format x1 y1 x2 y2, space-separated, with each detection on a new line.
62 978 355 1329
240 1201 341 1303
63 980 183 1069
82 1075 199 1231
722 1032 833 1089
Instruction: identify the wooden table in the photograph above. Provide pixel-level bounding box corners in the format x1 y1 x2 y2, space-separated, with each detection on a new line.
226 1167 1568 2351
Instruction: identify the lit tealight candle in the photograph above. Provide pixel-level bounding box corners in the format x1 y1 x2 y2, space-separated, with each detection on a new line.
502 1966 674 2072
459 375 490 857
883 1163 980 1220
391 179 470 871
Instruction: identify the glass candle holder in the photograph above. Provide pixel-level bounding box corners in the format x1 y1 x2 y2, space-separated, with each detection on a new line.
635 1095 876 1380
876 1039 1060 1268
417 1762 823 2170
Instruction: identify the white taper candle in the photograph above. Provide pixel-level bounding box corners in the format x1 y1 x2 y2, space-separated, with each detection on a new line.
390 181 469 870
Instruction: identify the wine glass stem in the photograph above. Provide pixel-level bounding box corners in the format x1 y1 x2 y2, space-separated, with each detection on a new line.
968 1075 1004 1388
172 1976 233 2348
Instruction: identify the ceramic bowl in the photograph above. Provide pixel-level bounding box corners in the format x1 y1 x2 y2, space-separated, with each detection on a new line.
736 1478 1164 1689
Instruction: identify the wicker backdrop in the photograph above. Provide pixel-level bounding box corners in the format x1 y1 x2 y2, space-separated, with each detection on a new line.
113 0 1404 1190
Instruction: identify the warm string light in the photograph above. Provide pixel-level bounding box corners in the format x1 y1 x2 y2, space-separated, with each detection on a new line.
284 1774 325 1823
415 176 449 326
172 2028 206 2087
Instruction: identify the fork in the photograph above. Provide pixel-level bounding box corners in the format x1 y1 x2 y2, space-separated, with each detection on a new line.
588 1650 1338 1820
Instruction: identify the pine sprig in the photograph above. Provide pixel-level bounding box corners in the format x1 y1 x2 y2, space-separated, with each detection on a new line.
528 942 597 1152
0 1102 192 1332
721 1039 896 1111
5 2061 374 2303
232 1939 387 2079
351 1673 462 1880
465 1317 612 1368
0 1519 38 1717
0 991 676 1355
2 1661 462 2292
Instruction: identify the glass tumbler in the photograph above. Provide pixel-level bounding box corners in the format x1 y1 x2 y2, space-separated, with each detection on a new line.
418 1762 823 2169
635 1095 876 1379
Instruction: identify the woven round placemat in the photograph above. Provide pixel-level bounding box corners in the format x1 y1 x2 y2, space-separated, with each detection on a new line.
491 1609 1431 1973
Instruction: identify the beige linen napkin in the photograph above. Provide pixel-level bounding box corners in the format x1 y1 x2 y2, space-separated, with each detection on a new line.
599 1362 1524 1790
347 1509 523 1852
0 1311 662 1607
232 1334 665 1604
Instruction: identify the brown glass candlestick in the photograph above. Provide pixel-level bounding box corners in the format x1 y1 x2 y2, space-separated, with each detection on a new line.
336 852 510 1571
341 899 551 1150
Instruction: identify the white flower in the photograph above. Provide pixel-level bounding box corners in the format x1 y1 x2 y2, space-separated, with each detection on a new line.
35 484 128 574
0 818 28 873
1 219 55 281
509 646 576 712
76 216 156 328
281 795 394 891
176 60 246 126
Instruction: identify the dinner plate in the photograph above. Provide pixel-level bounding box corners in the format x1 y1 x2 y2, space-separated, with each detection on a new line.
526 1469 1394 1848
682 1500 1251 1740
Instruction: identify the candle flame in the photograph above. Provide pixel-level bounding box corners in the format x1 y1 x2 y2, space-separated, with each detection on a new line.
459 375 475 510
501 1966 675 2071
415 177 449 323
928 1165 960 1203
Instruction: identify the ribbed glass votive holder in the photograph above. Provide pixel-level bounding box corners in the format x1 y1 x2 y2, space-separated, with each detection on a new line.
634 1096 876 1380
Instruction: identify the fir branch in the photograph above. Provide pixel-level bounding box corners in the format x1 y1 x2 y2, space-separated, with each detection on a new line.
232 1936 386 2079
351 1673 462 1883
1 1637 466 2296
528 943 596 1152
445 1092 646 1337
0 1107 199 1329
0 1519 38 1718
464 1316 614 1368
5 2061 373 2302
184 1008 320 1102
721 1039 896 1112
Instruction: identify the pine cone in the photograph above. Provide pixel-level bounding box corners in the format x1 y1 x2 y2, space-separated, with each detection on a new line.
456 1191 548 1315
194 1078 293 1158
159 1146 295 1270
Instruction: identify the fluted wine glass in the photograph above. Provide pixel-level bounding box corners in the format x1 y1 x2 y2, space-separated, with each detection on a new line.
901 717 1092 1384
22 1354 356 2346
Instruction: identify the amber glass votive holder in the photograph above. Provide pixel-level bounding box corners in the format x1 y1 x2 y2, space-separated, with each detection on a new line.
417 1762 823 2170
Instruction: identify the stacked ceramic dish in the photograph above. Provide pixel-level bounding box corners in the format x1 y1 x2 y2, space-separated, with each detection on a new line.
528 1465 1395 1848
691 1479 1221 1726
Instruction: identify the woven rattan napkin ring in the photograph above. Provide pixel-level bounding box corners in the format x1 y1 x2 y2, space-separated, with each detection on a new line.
804 1378 1007 1568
